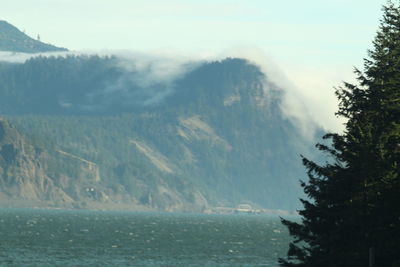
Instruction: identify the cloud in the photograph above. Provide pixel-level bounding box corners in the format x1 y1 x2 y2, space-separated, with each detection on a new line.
0 48 349 136
280 63 352 134
114 51 198 88
136 46 348 137
197 46 347 137
0 50 200 109
92 51 202 107
0 51 78 63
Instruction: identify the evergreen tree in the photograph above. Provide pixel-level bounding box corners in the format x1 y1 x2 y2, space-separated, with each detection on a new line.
279 2 400 266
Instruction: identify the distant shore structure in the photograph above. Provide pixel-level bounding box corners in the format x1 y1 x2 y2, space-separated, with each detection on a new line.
204 204 294 216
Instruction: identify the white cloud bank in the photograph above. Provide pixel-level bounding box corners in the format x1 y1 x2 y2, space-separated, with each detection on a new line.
0 48 352 136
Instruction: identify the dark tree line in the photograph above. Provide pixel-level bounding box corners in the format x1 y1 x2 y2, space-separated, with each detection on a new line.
280 2 400 267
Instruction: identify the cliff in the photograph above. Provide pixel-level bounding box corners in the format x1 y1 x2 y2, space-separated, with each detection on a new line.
0 56 316 212
0 118 208 211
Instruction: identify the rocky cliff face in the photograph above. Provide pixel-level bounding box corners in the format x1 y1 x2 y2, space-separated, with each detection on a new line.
0 22 317 212
0 118 209 211
0 118 70 205
0 55 317 212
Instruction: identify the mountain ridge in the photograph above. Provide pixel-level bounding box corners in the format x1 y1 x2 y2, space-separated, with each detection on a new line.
0 55 314 211
0 22 318 212
0 20 67 53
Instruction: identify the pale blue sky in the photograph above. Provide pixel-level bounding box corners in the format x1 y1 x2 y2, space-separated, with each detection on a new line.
2 1 384 62
1 0 388 131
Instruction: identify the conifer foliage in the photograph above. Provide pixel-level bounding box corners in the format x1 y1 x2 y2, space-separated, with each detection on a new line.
279 2 400 266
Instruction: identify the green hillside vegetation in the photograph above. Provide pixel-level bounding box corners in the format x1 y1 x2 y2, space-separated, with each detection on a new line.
0 54 318 211
0 20 67 53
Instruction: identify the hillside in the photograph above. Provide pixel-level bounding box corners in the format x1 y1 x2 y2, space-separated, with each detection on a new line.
0 55 318 212
0 20 67 53
0 118 72 207
0 117 201 211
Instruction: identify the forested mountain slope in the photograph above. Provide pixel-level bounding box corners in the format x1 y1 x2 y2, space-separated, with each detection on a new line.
0 55 318 212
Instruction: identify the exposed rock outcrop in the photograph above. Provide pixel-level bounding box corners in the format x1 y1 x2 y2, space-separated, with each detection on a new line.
0 118 209 211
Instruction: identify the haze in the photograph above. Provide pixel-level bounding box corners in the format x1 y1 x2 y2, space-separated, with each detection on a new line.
2 0 386 132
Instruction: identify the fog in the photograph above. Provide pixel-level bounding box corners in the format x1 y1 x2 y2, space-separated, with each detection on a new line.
106 52 201 106
0 48 349 136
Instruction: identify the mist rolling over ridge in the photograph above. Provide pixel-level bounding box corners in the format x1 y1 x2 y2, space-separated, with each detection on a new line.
0 56 320 212
0 20 325 213
0 18 342 135
2 1 398 266
0 48 330 136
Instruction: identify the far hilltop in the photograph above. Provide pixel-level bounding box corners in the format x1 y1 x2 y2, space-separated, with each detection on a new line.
0 20 67 53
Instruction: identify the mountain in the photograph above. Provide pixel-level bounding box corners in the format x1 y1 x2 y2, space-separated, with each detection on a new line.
0 118 74 207
0 117 206 211
0 20 67 53
0 55 318 212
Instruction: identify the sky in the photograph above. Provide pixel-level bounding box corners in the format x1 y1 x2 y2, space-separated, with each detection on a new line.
1 0 388 133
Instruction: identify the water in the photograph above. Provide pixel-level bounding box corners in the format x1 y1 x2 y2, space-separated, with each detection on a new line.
0 208 293 266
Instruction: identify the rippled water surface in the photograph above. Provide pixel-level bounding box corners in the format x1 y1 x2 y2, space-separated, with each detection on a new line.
0 208 293 266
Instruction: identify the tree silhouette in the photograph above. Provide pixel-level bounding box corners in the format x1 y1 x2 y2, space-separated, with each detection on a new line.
279 2 400 267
